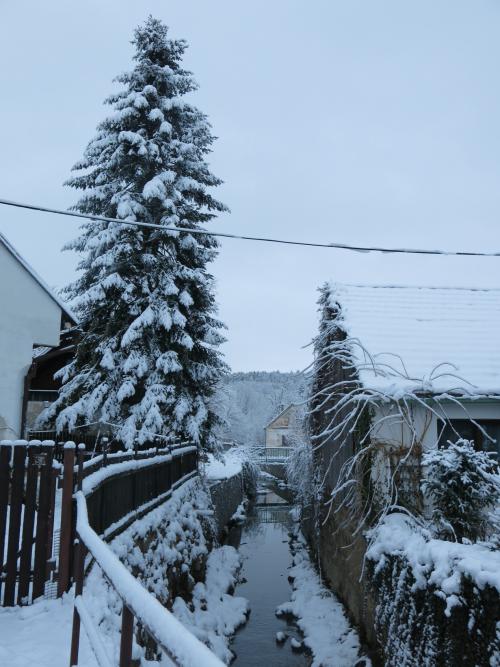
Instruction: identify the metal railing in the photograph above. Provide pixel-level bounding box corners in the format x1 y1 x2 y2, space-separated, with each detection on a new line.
254 446 293 462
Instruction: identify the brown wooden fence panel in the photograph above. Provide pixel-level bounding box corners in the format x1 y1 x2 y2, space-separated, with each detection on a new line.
0 440 198 607
0 444 11 603
17 445 38 604
0 441 58 607
33 444 55 600
83 449 197 540
4 445 26 606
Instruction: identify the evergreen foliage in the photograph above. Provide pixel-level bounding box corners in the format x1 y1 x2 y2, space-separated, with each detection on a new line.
40 17 228 449
421 439 500 542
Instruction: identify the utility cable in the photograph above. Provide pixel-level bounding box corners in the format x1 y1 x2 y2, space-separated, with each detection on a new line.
0 197 498 257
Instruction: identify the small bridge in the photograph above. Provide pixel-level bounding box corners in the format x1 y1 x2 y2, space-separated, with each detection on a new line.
254 446 293 463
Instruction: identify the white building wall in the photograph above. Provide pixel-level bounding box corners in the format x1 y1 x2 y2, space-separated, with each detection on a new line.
369 399 500 508
265 428 289 447
371 400 500 452
0 243 62 439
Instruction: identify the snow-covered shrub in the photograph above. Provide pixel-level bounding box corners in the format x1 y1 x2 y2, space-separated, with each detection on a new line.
421 439 500 542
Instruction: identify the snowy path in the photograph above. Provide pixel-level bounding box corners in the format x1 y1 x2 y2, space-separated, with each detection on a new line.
0 596 95 667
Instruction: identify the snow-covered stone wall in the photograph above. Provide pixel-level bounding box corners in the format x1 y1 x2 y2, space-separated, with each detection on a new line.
0 241 63 439
367 513 500 666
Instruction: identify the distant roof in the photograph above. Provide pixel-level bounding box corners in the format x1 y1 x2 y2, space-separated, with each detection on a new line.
328 283 500 397
0 231 77 324
265 403 299 429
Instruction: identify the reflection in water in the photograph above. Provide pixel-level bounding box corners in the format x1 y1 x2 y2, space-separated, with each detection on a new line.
228 481 310 667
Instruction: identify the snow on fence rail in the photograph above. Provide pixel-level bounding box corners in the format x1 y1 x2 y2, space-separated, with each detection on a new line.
66 441 225 666
71 491 224 667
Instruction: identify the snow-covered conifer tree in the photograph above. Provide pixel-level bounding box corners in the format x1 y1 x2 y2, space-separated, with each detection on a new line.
40 17 228 449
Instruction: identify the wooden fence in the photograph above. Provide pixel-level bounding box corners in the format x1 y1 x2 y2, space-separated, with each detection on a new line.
0 441 58 606
0 438 198 607
0 436 223 666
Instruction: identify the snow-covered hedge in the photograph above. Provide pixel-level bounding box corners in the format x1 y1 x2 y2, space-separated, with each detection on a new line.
367 513 500 666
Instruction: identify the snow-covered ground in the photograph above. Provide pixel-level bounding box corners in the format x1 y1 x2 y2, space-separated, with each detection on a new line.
203 448 244 480
0 595 95 667
276 530 369 667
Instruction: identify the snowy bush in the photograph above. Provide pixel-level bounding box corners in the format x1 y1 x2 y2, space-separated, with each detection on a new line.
421 439 500 542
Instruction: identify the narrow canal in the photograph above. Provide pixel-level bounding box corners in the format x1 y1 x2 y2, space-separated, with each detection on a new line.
227 478 310 666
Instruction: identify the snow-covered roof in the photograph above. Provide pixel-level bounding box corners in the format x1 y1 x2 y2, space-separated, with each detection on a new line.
328 283 500 397
265 404 299 429
0 231 77 324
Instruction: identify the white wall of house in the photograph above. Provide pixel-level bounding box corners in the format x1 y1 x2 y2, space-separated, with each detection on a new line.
369 398 500 506
0 242 62 440
265 427 289 447
370 399 500 452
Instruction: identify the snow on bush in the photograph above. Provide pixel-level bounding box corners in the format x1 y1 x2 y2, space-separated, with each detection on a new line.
367 513 500 600
276 532 367 667
83 478 247 664
421 439 500 542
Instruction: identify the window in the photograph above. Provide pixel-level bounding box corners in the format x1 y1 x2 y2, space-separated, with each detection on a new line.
437 419 500 459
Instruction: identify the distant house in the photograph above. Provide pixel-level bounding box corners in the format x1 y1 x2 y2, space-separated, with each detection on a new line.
264 404 301 448
0 231 76 439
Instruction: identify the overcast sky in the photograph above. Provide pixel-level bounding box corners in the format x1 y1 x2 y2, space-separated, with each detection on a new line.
1 1 499 372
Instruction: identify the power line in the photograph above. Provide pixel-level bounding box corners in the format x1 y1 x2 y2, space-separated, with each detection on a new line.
0 197 498 257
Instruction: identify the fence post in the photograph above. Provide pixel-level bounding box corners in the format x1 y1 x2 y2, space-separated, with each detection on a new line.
119 604 134 667
17 441 39 604
58 442 76 597
69 538 86 666
77 444 85 491
0 442 11 604
102 437 108 467
4 442 26 606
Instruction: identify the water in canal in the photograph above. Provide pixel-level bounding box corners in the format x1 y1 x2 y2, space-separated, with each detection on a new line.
227 479 310 666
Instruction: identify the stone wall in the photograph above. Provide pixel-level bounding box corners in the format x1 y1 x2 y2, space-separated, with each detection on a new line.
209 473 244 539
